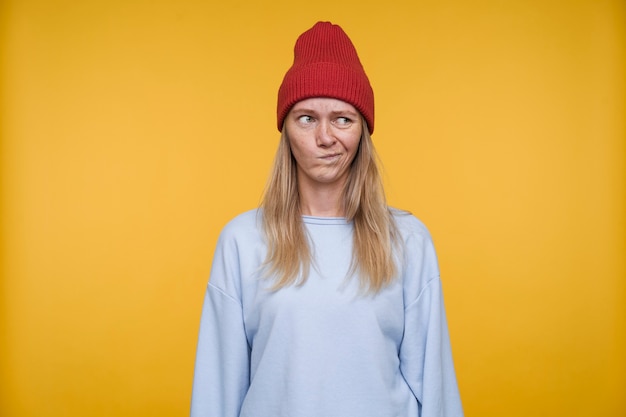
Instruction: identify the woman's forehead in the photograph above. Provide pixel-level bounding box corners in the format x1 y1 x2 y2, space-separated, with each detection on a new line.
290 97 359 113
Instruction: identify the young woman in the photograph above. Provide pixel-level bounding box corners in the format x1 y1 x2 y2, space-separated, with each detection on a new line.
191 21 463 417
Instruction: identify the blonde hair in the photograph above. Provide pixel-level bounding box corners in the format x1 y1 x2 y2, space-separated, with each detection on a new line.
260 120 400 293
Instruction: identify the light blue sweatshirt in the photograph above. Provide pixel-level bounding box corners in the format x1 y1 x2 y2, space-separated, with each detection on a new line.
191 209 463 417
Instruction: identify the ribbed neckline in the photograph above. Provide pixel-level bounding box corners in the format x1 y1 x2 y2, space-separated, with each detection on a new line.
301 215 351 226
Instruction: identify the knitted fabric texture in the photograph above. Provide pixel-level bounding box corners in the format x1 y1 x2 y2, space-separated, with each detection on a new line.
277 21 375 134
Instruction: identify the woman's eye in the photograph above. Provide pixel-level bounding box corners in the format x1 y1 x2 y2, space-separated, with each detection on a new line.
336 117 352 125
298 115 314 124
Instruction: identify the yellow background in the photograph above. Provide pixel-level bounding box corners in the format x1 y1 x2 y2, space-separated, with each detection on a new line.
1 0 624 416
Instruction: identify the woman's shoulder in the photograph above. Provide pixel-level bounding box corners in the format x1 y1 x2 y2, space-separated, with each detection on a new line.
390 208 441 287
389 207 433 241
219 208 263 240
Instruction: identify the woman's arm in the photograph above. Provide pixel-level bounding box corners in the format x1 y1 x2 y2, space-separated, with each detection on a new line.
190 230 251 417
400 277 463 417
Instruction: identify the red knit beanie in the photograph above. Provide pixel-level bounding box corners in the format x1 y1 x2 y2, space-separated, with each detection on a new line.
277 21 375 134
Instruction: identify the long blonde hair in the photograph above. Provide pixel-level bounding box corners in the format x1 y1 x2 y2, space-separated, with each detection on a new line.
260 120 400 293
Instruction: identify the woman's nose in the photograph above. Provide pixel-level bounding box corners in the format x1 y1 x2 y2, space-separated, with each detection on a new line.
316 121 336 147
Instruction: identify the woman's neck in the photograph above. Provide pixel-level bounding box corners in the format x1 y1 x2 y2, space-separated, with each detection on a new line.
298 182 345 217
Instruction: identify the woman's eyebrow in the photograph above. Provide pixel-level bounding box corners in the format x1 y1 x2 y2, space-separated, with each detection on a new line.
290 107 317 114
329 109 359 117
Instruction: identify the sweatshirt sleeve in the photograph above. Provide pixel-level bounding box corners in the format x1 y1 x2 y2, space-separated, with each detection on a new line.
190 229 251 417
400 277 464 417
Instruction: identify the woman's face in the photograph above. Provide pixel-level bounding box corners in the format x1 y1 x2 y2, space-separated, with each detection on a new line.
284 97 363 192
